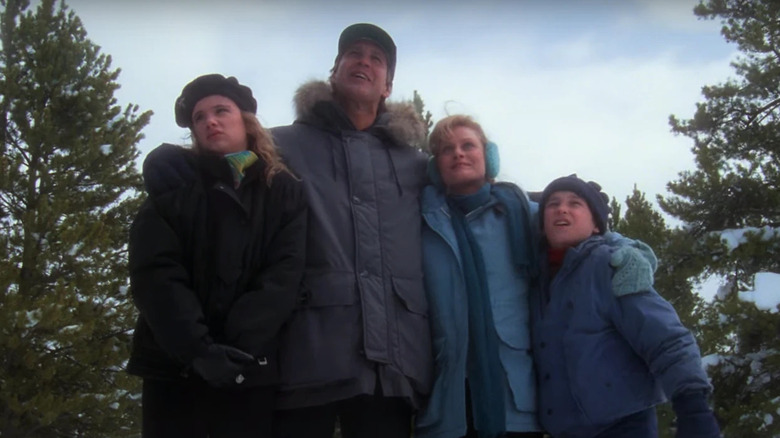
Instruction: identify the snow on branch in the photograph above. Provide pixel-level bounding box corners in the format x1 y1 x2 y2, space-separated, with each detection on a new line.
719 226 780 251
738 272 780 313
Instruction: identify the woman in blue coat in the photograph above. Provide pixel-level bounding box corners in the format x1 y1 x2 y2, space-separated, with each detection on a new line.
415 115 656 438
416 115 541 438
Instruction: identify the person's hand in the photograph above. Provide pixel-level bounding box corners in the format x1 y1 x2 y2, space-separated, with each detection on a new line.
673 391 720 438
142 143 196 196
610 244 655 296
191 344 256 388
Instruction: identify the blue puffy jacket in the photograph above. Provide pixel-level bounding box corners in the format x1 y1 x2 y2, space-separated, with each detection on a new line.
530 236 711 438
416 183 542 438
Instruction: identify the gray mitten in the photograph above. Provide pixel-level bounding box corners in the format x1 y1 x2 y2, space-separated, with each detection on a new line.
610 241 656 296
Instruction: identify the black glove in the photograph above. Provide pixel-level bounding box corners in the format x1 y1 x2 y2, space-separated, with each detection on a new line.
190 344 256 388
142 143 197 196
673 390 720 438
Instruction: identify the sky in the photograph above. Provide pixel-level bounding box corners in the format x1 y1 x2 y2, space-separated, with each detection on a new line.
63 0 737 200
62 0 739 296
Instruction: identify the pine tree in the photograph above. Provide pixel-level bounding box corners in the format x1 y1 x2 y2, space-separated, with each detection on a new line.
662 0 780 435
413 89 433 143
0 0 150 436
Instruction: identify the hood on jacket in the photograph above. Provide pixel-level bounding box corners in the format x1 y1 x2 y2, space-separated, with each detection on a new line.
292 80 427 149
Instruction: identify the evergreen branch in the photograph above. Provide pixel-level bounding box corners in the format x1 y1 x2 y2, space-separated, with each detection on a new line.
96 327 134 341
40 327 132 358
745 97 780 127
0 191 26 217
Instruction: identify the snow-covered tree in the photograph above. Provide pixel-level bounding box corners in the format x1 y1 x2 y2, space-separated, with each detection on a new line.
663 0 780 435
0 0 150 435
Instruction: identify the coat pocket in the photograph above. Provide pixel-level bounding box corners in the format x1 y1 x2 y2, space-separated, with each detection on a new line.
497 341 537 413
392 275 433 394
278 271 360 389
495 310 536 412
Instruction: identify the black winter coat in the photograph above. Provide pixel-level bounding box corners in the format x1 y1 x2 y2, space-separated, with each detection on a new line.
127 149 306 387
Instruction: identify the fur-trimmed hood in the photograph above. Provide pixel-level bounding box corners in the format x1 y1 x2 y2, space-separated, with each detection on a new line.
292 80 427 149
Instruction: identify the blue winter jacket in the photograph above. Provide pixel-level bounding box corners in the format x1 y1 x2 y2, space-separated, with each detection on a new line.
530 236 711 438
416 183 542 438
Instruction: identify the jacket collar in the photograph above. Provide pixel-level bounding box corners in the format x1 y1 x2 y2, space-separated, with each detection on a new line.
197 151 265 187
421 184 500 217
551 235 605 279
292 80 426 149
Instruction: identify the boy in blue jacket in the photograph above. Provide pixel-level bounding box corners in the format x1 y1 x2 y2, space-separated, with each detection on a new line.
530 174 720 438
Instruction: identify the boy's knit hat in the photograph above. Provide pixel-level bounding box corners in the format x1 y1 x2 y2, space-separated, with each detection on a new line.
175 74 256 128
540 174 610 234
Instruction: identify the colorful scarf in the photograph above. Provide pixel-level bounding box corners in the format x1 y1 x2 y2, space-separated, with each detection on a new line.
224 150 258 188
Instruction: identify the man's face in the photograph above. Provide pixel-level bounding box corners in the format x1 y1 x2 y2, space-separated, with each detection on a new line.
331 40 392 107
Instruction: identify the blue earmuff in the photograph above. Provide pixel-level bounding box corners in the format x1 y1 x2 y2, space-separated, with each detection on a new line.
427 141 501 189
484 141 500 179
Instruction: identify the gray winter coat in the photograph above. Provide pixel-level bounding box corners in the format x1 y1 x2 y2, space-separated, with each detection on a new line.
271 81 432 409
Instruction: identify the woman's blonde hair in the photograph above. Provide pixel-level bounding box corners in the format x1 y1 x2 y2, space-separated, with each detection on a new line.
428 114 488 156
192 111 292 185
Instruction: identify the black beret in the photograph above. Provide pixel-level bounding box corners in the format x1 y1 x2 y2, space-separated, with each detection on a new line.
540 174 611 235
337 23 397 81
174 74 256 128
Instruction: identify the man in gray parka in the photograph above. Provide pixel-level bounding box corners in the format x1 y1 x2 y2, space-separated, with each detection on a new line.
270 23 432 438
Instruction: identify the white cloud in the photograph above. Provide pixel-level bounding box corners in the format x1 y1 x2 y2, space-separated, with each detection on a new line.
66 0 736 209
399 44 734 204
636 0 710 31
